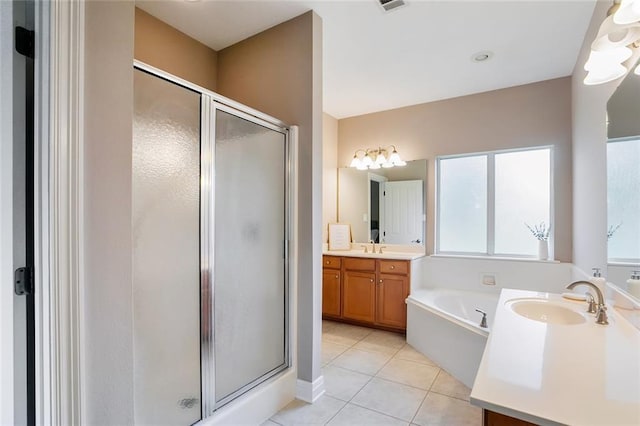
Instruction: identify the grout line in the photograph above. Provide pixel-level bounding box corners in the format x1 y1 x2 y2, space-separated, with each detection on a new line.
348 399 416 424
370 375 433 393
428 389 472 403
321 395 348 425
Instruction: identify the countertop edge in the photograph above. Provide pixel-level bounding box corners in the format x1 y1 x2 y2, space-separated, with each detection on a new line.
322 251 426 261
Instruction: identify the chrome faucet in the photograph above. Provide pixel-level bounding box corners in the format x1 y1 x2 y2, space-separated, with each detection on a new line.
369 239 377 254
566 280 608 325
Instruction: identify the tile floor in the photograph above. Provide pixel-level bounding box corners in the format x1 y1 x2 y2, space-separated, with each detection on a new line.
268 321 482 425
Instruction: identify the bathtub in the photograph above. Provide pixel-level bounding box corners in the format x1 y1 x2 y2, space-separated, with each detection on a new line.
406 289 499 388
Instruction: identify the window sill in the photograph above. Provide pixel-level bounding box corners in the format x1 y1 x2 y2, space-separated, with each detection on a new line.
608 261 640 267
430 254 561 264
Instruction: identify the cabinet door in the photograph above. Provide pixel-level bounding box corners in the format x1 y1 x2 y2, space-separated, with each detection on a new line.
376 273 409 329
322 269 341 318
343 271 376 323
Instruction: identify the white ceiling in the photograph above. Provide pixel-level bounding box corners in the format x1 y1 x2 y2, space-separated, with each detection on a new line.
136 0 597 119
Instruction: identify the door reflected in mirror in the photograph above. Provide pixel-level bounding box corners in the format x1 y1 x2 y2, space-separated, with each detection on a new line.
606 59 640 300
338 159 427 245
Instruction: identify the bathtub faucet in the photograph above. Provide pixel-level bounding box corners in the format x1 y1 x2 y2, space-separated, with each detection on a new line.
475 309 488 328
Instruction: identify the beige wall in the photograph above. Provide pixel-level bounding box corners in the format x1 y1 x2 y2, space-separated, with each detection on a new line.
323 113 338 243
134 7 217 91
84 1 135 424
217 11 324 386
338 78 573 261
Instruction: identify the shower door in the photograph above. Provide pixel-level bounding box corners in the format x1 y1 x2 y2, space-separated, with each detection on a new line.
202 103 289 412
133 64 290 424
133 69 202 425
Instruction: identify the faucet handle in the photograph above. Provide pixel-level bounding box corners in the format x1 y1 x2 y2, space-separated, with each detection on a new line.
360 244 368 254
595 305 609 325
378 246 387 254
585 292 597 314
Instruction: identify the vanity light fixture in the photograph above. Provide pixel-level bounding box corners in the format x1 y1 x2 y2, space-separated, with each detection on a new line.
349 146 407 170
584 0 640 85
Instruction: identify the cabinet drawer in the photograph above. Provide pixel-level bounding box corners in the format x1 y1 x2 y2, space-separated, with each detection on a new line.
379 260 409 275
343 257 376 272
322 256 341 269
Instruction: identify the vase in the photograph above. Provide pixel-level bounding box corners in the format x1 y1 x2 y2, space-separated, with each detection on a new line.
538 240 549 260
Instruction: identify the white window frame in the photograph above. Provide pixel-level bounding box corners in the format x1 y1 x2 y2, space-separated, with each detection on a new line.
435 146 554 258
607 136 640 264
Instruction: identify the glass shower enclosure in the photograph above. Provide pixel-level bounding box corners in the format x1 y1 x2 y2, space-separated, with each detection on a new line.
132 65 291 425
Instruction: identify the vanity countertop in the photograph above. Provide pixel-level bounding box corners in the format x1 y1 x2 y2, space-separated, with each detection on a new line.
470 288 640 426
323 248 426 261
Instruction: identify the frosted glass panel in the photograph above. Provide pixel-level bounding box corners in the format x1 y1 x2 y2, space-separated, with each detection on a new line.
213 110 286 404
439 156 487 252
608 139 640 261
133 70 201 425
495 149 550 255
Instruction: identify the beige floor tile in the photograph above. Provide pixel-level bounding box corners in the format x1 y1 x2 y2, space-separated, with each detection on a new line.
376 358 440 390
322 320 339 333
327 403 409 426
430 370 471 401
412 392 481 426
270 395 346 426
353 330 406 354
394 344 439 367
351 377 427 422
322 340 350 365
331 348 392 375
323 365 372 401
323 322 373 346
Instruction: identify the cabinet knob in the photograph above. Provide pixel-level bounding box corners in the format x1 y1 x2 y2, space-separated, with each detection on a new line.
325 260 329 264
390 265 395 270
335 275 339 279
370 279 374 283
379 279 383 283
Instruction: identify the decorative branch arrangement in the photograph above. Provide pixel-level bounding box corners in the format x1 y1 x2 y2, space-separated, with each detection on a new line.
525 222 551 241
607 222 622 241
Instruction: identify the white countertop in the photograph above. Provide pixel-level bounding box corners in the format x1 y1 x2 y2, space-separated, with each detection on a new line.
323 249 426 261
470 288 640 426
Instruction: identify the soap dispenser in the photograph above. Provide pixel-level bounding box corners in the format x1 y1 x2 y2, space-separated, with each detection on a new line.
628 270 640 298
590 268 606 295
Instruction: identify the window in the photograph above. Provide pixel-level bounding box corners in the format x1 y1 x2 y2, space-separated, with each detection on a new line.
437 147 551 257
607 137 640 263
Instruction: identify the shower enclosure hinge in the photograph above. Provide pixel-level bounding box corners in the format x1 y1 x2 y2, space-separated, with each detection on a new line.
14 266 34 295
15 26 35 58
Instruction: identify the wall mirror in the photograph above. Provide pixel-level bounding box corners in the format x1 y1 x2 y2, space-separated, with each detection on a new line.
338 159 427 246
606 59 640 301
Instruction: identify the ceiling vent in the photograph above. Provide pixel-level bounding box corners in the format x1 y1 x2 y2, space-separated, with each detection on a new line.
379 0 406 12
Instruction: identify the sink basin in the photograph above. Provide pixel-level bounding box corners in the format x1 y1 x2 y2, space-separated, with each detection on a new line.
507 299 586 325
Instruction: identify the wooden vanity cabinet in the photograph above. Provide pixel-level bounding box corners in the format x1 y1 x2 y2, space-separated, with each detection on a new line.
322 255 410 332
483 409 538 426
376 272 409 329
322 256 342 319
342 258 377 323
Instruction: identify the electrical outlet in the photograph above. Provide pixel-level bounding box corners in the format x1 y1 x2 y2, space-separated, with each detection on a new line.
481 273 497 286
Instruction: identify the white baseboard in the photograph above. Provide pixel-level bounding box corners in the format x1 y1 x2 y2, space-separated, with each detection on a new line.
295 376 325 403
